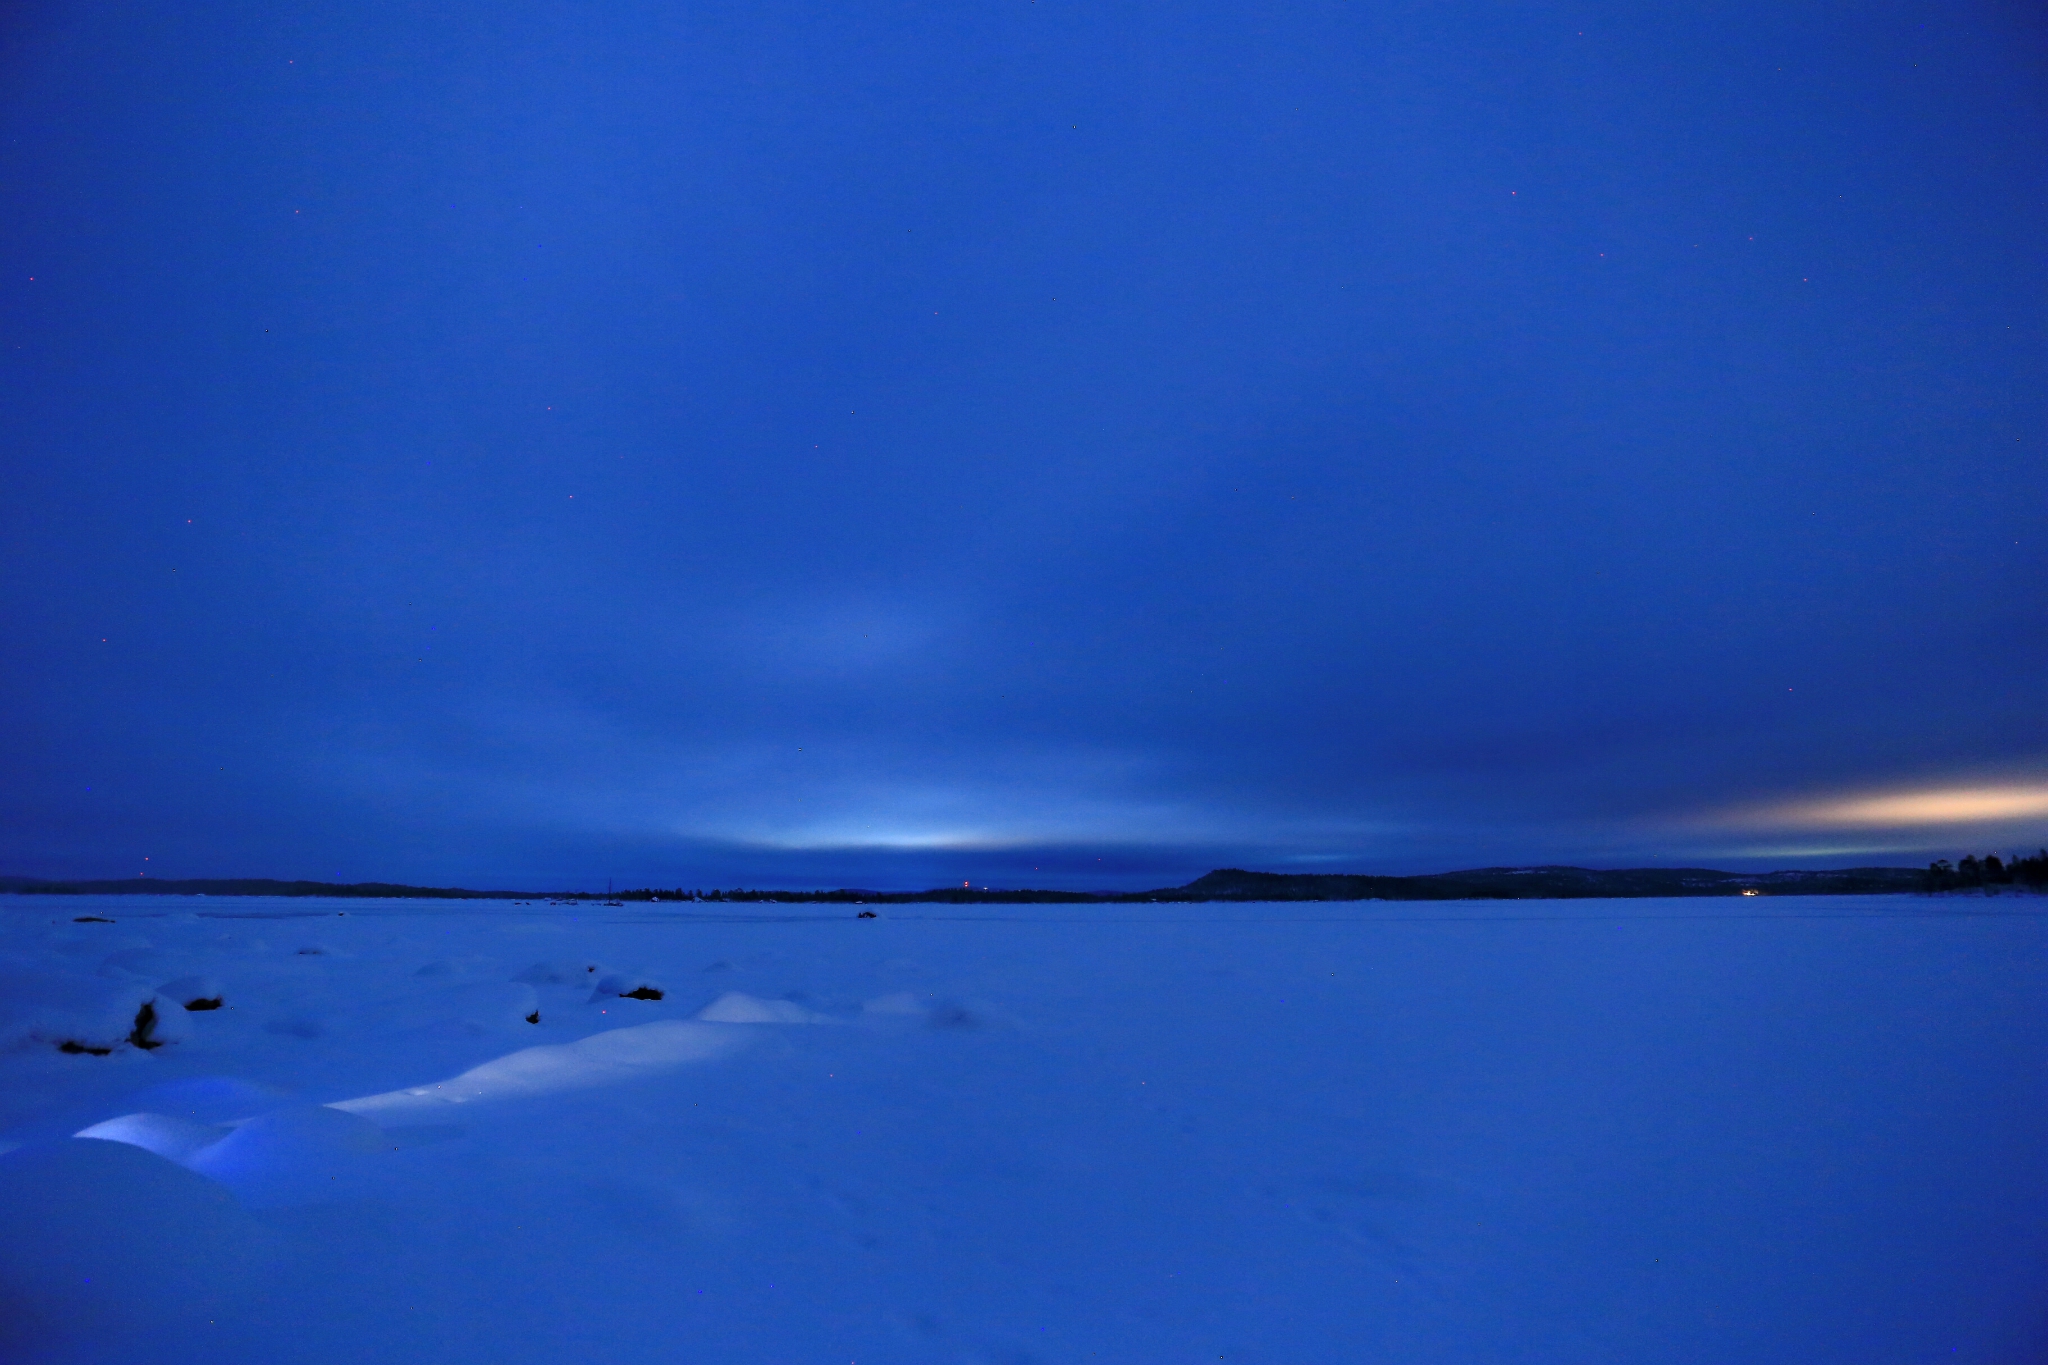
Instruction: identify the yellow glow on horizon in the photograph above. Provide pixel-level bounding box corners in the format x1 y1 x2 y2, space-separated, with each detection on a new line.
1771 783 2048 828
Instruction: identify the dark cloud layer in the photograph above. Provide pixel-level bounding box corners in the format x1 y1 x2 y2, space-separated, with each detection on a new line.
3 1 2044 888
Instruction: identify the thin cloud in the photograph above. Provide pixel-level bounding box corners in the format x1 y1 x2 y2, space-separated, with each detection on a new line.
1711 780 2048 832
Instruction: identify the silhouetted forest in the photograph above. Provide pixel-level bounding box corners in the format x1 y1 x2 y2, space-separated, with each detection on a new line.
1923 851 2048 891
11 860 2037 903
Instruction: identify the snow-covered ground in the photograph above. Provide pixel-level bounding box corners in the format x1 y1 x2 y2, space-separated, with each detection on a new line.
1 893 2043 1364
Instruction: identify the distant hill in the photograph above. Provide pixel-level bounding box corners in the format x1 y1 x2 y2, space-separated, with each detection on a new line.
1169 865 1926 901
0 865 1935 903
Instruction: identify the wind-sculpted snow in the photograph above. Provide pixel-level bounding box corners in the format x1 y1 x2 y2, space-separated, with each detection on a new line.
1 892 2045 1364
53 990 823 1222
184 1104 390 1208
331 1019 746 1121
74 1109 229 1163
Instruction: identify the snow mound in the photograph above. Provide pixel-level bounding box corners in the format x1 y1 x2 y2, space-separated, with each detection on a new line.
124 1075 296 1125
98 945 175 979
861 990 980 1029
696 991 824 1024
187 1104 387 1208
429 981 542 1031
0 970 190 1053
0 1139 268 1357
332 1018 745 1122
416 956 503 979
592 971 666 1001
926 999 981 1030
514 959 606 985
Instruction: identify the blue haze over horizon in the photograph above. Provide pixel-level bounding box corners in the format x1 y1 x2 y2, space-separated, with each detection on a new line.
2 1 2044 890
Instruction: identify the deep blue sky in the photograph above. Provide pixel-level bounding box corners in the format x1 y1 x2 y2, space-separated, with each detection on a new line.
3 1 2043 889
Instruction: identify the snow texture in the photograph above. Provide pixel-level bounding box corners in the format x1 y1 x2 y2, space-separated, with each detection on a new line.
1 892 2045 1363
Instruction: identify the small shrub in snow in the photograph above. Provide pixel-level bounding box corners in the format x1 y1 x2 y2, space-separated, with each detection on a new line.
127 1000 166 1051
592 972 666 1001
157 976 225 1011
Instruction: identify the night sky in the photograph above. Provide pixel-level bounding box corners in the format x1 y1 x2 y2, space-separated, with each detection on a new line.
3 2 2043 890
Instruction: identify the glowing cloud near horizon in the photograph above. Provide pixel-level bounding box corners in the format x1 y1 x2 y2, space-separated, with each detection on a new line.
1757 783 2048 829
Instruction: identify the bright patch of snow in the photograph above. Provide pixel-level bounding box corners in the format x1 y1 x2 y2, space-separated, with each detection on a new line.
332 1019 745 1121
75 1110 228 1163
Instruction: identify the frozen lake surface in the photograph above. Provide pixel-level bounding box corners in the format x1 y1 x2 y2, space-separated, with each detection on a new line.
2 892 2043 1363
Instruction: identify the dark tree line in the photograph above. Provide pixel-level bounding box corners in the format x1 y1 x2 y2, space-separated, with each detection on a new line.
611 887 1104 904
1924 851 2048 891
